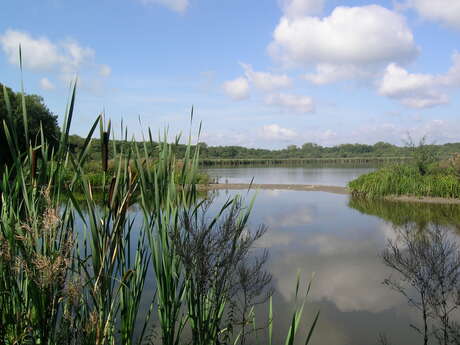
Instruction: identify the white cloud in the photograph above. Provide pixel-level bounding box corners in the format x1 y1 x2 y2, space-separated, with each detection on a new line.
406 0 460 29
62 40 94 67
39 77 55 90
140 0 189 13
265 93 315 113
304 63 372 85
0 29 98 80
241 63 292 91
269 5 418 83
280 0 325 18
222 77 250 101
0 29 111 94
99 64 112 77
261 124 298 140
0 30 61 69
378 53 460 108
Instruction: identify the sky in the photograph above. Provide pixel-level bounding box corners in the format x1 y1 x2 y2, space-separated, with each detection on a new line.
1 0 460 149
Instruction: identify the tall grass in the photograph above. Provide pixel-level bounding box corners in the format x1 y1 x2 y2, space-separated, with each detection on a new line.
348 164 460 199
0 63 318 345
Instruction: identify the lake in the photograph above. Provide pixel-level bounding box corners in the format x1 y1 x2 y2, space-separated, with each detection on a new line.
205 165 376 187
89 165 460 344
201 166 460 345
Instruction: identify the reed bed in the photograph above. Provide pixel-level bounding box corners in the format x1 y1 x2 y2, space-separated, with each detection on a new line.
348 164 460 199
0 62 318 345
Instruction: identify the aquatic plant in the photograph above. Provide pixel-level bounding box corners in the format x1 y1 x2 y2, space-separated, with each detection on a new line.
348 164 460 199
0 53 319 345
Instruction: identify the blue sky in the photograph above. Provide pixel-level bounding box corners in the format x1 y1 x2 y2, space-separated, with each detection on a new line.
1 0 460 148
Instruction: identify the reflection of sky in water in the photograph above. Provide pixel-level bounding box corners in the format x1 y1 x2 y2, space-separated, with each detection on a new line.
207 189 418 345
205 166 376 187
75 165 460 345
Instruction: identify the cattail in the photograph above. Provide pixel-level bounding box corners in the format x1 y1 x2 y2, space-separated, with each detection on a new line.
31 148 38 181
107 176 116 208
101 131 109 172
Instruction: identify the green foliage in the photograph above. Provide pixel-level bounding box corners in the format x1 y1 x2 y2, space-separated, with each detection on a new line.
66 134 460 163
0 76 319 345
0 83 59 167
405 135 437 175
348 164 460 198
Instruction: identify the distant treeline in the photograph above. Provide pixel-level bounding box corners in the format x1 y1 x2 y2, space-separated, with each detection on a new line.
68 135 460 163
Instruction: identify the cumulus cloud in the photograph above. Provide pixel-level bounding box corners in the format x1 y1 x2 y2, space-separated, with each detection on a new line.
303 63 372 85
406 0 460 29
260 124 298 140
139 0 189 13
62 40 94 67
241 63 292 91
39 77 55 90
0 30 61 69
0 29 109 88
222 77 250 101
378 53 460 108
269 5 418 83
265 93 315 113
280 0 325 18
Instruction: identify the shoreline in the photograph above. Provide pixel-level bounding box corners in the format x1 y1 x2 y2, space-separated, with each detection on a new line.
199 183 349 195
198 183 460 204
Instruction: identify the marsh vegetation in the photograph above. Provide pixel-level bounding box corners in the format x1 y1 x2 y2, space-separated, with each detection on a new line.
0 71 319 345
349 138 460 199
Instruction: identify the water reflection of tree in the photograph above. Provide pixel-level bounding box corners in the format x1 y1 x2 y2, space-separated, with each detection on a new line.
381 225 460 345
348 197 460 231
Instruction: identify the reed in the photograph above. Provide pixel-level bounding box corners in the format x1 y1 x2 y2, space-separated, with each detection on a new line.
0 61 318 345
348 164 460 199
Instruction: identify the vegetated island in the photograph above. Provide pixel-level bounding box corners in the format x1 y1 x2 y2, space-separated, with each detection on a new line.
348 143 460 203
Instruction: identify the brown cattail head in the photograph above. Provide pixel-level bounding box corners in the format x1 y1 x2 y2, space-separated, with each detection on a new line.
107 176 116 208
31 148 38 181
101 131 109 172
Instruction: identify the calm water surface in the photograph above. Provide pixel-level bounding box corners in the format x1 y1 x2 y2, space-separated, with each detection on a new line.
202 166 460 345
205 166 376 186
123 166 460 345
208 189 418 345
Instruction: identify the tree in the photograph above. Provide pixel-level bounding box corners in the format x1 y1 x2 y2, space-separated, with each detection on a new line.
0 83 59 167
405 135 438 175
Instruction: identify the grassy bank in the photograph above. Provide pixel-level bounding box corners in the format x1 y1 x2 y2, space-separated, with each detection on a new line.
348 164 460 199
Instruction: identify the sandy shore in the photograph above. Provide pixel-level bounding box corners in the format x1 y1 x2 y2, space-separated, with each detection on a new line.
198 183 460 204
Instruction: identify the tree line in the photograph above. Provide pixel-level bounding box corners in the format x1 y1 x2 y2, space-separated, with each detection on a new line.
67 137 460 162
2 82 460 165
